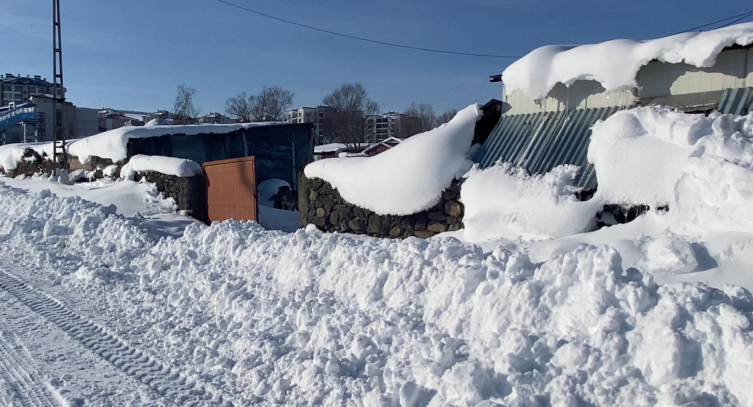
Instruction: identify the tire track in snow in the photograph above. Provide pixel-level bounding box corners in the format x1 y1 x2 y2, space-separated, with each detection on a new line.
0 329 58 407
0 269 233 407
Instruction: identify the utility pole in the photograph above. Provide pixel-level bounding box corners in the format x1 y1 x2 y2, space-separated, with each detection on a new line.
52 0 68 174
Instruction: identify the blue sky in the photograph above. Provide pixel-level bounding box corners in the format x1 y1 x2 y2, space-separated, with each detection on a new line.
1 0 751 114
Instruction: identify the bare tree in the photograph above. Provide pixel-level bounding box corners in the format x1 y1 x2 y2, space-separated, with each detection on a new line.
404 102 438 136
437 108 459 125
249 86 294 122
322 83 379 148
172 85 201 122
225 91 253 122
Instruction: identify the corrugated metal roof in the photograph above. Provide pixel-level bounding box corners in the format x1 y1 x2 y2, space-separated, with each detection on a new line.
718 87 753 116
473 106 623 190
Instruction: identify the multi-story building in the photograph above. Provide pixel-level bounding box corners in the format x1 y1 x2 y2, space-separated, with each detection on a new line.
0 73 63 106
284 106 337 144
364 112 422 142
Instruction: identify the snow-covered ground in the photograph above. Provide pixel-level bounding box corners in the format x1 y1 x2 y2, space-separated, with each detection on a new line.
1 119 753 405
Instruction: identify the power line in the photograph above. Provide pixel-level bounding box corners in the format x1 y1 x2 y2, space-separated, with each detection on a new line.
214 0 522 59
718 11 753 29
671 9 753 35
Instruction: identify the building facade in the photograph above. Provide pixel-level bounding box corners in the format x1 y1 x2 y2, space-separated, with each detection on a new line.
0 74 63 106
284 106 338 144
364 112 421 142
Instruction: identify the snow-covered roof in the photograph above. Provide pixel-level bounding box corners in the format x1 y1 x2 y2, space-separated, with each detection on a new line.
502 22 753 101
0 141 58 171
120 155 202 180
305 105 480 215
68 121 287 164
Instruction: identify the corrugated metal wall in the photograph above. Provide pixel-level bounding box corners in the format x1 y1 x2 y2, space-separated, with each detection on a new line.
473 107 622 190
719 87 753 115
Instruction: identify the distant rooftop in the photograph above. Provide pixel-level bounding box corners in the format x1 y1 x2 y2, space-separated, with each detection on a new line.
0 74 54 87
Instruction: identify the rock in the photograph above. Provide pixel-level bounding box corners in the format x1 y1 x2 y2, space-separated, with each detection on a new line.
311 178 324 190
428 222 447 233
337 206 353 221
447 216 458 224
389 225 403 238
316 208 326 218
445 201 463 218
348 219 366 232
313 217 326 228
414 219 427 232
309 189 318 201
448 223 462 232
367 214 382 235
414 230 434 239
441 190 458 201
330 211 340 225
428 212 448 222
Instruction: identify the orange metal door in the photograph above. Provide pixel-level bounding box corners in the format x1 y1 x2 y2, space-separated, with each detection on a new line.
203 156 257 223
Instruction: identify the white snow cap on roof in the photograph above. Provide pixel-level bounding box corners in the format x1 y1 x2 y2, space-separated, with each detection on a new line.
68 122 286 164
120 155 202 180
502 22 753 100
305 104 481 215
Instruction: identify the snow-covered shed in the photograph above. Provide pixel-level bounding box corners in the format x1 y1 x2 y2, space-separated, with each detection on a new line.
68 121 314 189
477 23 753 190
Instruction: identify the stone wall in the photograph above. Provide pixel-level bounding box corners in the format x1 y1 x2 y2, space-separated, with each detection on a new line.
299 175 463 239
139 172 208 223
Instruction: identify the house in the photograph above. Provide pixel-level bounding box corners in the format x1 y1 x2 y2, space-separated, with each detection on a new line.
358 137 402 157
477 23 753 190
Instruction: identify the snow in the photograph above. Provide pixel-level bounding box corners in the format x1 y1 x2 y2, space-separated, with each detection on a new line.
314 143 348 153
0 181 752 405
257 178 290 207
502 22 753 100
305 105 481 215
67 121 285 164
0 141 55 172
461 163 600 241
119 155 202 180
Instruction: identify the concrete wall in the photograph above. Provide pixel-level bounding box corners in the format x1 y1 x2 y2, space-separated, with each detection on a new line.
299 175 463 239
504 46 753 115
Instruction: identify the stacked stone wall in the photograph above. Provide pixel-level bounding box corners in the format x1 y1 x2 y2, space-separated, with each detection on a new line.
299 175 464 239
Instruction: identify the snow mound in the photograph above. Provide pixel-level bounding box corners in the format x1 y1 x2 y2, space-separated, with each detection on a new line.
462 163 599 242
304 105 481 215
119 155 202 180
589 107 753 233
0 142 55 172
502 22 753 100
67 122 286 164
1 183 752 405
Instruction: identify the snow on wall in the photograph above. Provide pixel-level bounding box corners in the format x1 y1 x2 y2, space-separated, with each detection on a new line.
304 105 481 216
0 142 55 172
119 155 202 180
502 22 753 101
68 122 285 164
0 182 752 405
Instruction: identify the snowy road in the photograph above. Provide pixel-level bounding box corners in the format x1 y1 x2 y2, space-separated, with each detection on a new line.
0 264 231 407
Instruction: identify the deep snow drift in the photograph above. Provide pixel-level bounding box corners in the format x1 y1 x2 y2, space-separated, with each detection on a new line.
502 22 753 100
0 141 58 172
461 107 753 292
305 105 480 215
0 180 752 405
